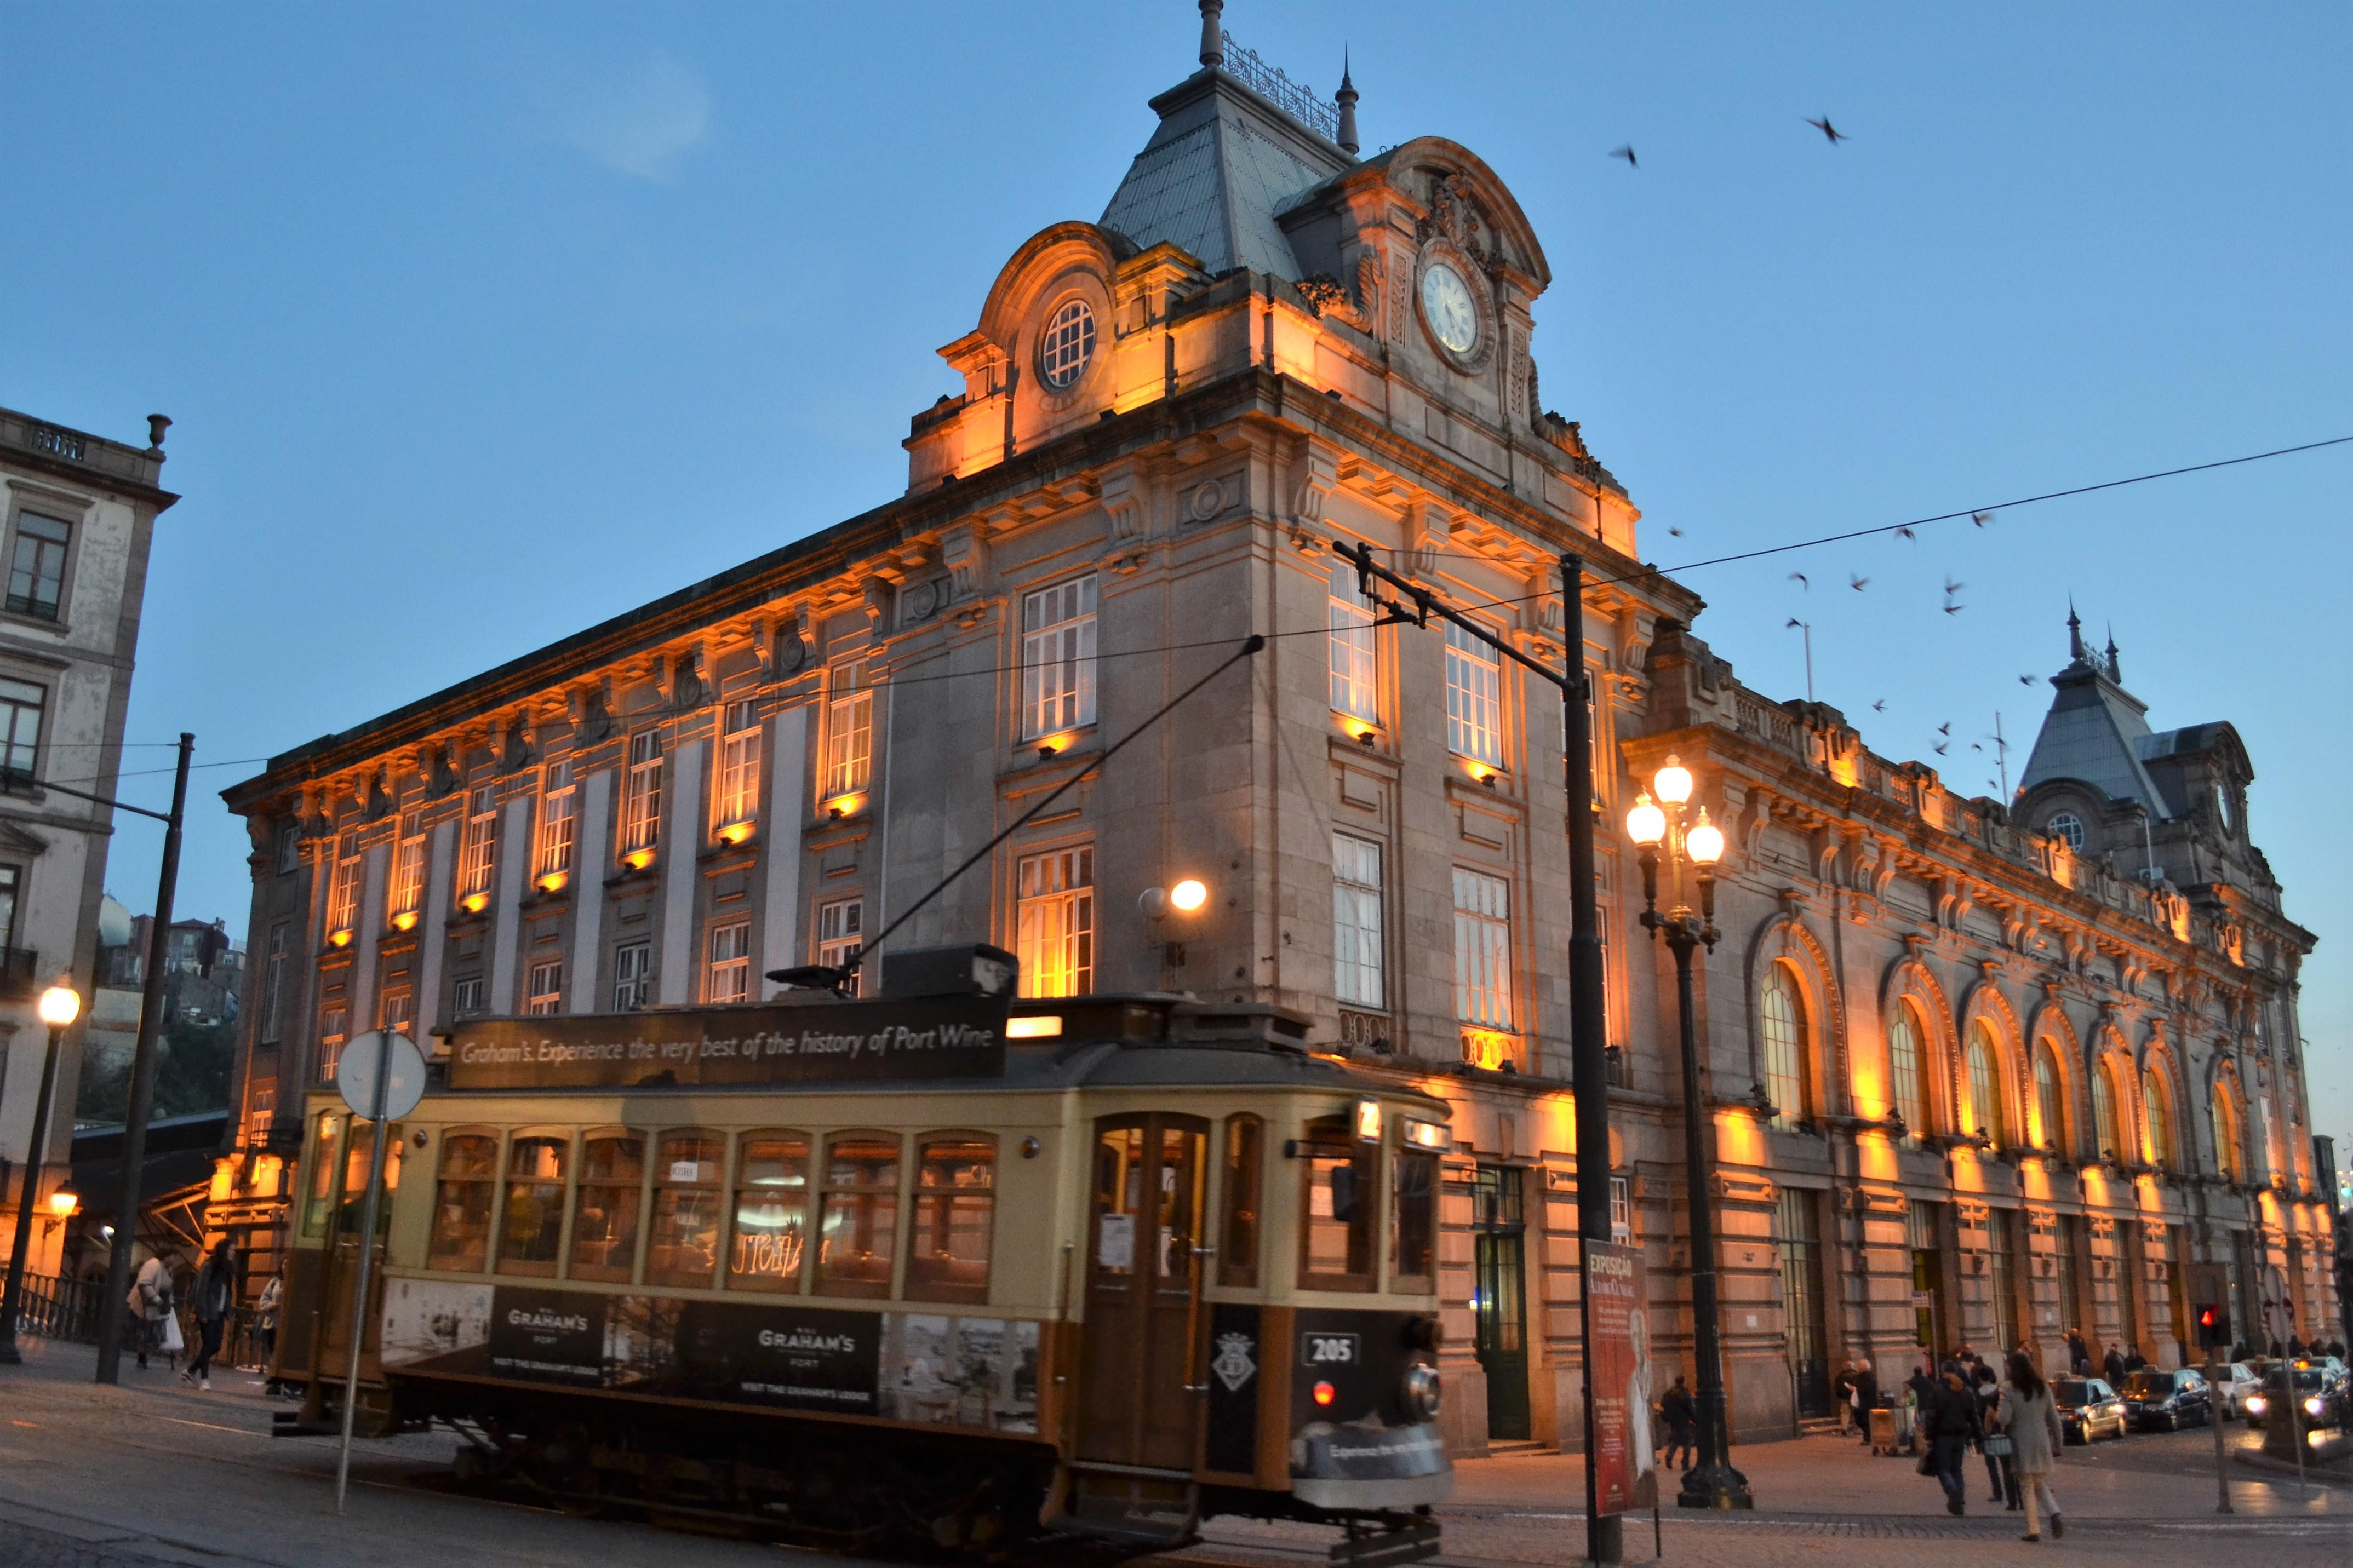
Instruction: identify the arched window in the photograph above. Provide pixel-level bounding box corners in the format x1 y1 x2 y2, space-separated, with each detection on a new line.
1887 1002 1927 1139
2092 1061 2124 1161
1760 966 1808 1130
1965 1023 2007 1149
2033 1041 2066 1154
2142 1066 2174 1170
2211 1081 2243 1182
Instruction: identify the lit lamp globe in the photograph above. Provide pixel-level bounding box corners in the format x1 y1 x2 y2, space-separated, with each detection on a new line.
1651 755 1693 806
1685 809 1725 867
37 983 80 1029
47 1189 76 1220
1169 878 1209 914
1625 792 1665 848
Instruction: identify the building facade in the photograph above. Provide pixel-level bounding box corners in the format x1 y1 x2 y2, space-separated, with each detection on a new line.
0 406 176 1280
209 15 2333 1452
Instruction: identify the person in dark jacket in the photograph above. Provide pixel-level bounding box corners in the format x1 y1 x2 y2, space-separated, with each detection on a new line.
2065 1329 2090 1376
1852 1361 1881 1446
1831 1363 1856 1433
2102 1345 2126 1386
182 1239 236 1391
1974 1363 2017 1508
1660 1376 1697 1471
1921 1362 1983 1516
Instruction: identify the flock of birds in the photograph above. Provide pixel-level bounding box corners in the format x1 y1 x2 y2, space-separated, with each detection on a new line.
1610 112 1848 170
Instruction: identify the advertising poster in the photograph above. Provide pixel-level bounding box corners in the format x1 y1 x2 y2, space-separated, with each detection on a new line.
672 1298 883 1416
486 1286 611 1387
1584 1239 1655 1516
878 1313 1040 1432
380 1277 493 1371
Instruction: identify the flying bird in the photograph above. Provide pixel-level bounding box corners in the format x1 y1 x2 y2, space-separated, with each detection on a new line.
1872 699 1886 713
1944 577 1966 596
1788 572 1809 590
2018 674 2037 686
1972 510 1995 527
1894 526 1916 541
1611 145 1638 169
1785 617 1805 629
1807 116 1848 143
1850 574 1870 591
1934 740 1950 756
1945 602 1967 614
1937 722 1951 736
1668 525 1683 536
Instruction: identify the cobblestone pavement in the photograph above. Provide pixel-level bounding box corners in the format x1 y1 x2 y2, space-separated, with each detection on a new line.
0 1337 2344 1567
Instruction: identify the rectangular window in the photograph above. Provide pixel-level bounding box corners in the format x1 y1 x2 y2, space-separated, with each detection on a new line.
1016 846 1093 998
816 897 863 996
1392 1139 1438 1285
648 1130 725 1288
612 941 652 1010
1327 558 1378 722
621 731 662 857
1332 832 1385 1009
1444 619 1503 766
390 813 425 922
537 760 575 878
907 1136 994 1303
451 977 484 1017
325 831 360 937
1299 1114 1378 1290
1452 868 1513 1028
525 960 564 1015
380 990 413 1034
717 698 762 829
817 1133 901 1297
1610 1174 1632 1243
7 512 71 620
1220 1113 1263 1289
497 1135 568 1277
570 1131 645 1283
729 1132 809 1293
256 922 289 1044
275 822 301 875
1020 575 1097 739
427 1133 496 1271
706 921 751 1006
318 1006 348 1083
0 677 44 786
821 666 872 799
458 786 497 900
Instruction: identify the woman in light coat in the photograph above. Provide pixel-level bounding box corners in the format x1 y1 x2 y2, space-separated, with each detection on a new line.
1995 1351 2067 1542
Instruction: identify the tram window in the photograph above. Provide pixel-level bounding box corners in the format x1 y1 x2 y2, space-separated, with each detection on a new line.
570 1130 645 1283
1220 1114 1263 1288
497 1134 570 1276
817 1133 901 1299
1091 1124 1144 1278
427 1133 499 1271
729 1132 810 1293
1392 1141 1438 1287
907 1136 994 1303
648 1130 726 1288
1298 1115 1378 1291
301 1112 344 1240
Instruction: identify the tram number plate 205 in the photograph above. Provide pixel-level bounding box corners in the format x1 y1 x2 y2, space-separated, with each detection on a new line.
1301 1331 1361 1368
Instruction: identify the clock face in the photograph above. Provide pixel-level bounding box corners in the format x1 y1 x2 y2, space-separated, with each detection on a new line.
1419 262 1479 355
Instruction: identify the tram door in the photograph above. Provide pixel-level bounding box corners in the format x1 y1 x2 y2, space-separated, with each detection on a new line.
314 1113 397 1377
1078 1114 1207 1471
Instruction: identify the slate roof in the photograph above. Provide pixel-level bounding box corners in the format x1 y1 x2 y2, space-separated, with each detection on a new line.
2019 657 2171 817
1098 67 1351 280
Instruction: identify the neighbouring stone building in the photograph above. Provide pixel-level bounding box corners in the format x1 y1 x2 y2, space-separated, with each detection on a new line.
208 6 2333 1453
0 406 176 1282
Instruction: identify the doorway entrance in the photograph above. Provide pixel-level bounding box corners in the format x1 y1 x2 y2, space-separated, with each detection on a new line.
1077 1113 1207 1472
1909 1200 1945 1364
1471 1165 1530 1441
1776 1188 1830 1418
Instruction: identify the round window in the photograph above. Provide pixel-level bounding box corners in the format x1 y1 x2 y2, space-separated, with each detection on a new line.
1039 300 1096 390
2047 812 2085 852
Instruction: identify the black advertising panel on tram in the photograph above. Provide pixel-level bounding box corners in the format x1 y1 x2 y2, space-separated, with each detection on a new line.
672 1299 884 1416
486 1286 610 1388
444 995 1011 1091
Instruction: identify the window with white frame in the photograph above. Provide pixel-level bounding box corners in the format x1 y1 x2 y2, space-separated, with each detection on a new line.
458 786 497 900
612 941 652 1011
7 512 71 621
380 990 414 1034
816 897 863 996
326 831 360 936
526 960 564 1015
717 698 762 828
1331 831 1384 1009
259 922 289 1044
0 677 43 785
1444 619 1503 766
1016 847 1094 998
275 822 300 876
621 731 662 855
1451 868 1513 1027
822 666 871 799
707 921 751 1005
390 812 425 922
451 977 484 1017
1610 1174 1632 1242
1020 576 1097 739
318 1006 348 1082
537 760 576 877
1327 559 1378 723
1039 298 1096 389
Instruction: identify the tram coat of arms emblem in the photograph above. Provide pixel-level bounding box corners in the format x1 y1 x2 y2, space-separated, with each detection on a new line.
1212 1331 1257 1393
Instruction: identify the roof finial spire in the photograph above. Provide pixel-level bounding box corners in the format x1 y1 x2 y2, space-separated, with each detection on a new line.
2066 598 2083 663
2105 624 2121 684
1335 47 1359 156
1199 1 1224 68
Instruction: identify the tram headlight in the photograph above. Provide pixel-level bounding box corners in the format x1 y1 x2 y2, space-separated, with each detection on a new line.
1402 1364 1443 1422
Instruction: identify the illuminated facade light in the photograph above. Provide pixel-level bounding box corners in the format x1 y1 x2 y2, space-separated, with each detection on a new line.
621 848 656 872
460 892 490 914
327 927 354 948
718 820 754 846
1006 1015 1063 1038
536 871 569 893
389 911 419 932
1169 878 1208 913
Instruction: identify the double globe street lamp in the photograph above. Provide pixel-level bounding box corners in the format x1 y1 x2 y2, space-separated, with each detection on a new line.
0 981 84 1365
1626 755 1754 1510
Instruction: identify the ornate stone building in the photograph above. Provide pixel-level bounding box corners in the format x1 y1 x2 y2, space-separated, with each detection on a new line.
209 7 2332 1452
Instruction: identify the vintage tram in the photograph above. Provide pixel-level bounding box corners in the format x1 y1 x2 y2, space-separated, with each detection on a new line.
273 949 1451 1563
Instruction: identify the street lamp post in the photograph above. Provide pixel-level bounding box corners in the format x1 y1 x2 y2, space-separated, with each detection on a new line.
0 981 85 1364
1626 756 1753 1510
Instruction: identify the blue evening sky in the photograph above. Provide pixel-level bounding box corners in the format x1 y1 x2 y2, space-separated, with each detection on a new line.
7 3 2347 1156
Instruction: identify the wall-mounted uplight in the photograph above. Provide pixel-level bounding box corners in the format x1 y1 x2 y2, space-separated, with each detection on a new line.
536 871 569 894
389 911 419 933
825 792 866 823
1343 719 1379 746
460 892 490 914
1006 1015 1063 1039
621 848 656 872
328 928 354 949
717 821 754 846
1464 760 1500 788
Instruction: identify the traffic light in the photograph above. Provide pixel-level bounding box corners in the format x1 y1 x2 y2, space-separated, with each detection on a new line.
2184 1262 2230 1351
2196 1302 2230 1349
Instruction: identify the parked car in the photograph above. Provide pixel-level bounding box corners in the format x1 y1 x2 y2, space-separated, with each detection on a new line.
2212 1362 2261 1418
2247 1359 2351 1433
2054 1376 2128 1444
2240 1357 2281 1426
2120 1366 2212 1431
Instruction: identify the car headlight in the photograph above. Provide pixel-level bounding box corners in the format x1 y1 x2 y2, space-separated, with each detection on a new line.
2306 1397 2325 1418
1401 1363 1443 1422
2247 1395 2267 1414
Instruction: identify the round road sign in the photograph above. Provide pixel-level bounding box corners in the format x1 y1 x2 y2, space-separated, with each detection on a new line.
335 1030 427 1121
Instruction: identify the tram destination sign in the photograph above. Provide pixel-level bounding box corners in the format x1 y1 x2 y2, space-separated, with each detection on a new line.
444 995 1010 1090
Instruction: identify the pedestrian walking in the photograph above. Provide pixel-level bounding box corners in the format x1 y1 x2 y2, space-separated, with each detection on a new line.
1975 1362 2017 1508
2102 1345 2125 1386
1660 1375 1697 1471
1996 1352 2067 1542
127 1250 175 1370
2064 1328 2089 1376
1918 1361 1982 1516
2123 1348 2146 1374
252 1270 282 1377
1852 1359 1880 1447
1832 1361 1856 1434
182 1239 236 1391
